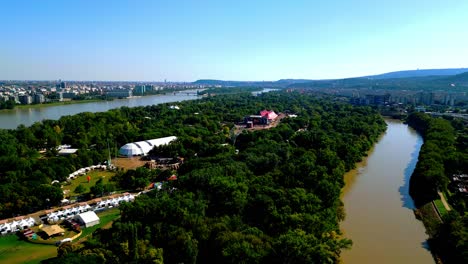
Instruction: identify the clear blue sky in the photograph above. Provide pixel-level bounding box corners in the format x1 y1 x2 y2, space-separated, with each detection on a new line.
1 0 467 81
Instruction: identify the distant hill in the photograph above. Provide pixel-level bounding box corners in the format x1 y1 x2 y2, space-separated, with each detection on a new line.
287 72 468 91
193 79 277 87
367 68 468 79
441 71 468 83
192 68 468 91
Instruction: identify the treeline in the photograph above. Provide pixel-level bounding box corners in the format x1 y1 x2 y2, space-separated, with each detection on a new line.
0 100 15 110
197 86 263 95
407 112 468 263
41 92 386 263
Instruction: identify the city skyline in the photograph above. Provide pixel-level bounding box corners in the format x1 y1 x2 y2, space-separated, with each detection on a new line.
2 0 468 81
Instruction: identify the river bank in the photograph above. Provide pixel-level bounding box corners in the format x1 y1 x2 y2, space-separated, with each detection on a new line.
341 119 434 263
14 99 105 109
0 92 200 129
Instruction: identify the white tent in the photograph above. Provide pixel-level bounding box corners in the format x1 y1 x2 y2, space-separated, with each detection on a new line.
70 207 79 215
118 136 177 156
48 216 59 224
111 198 119 206
76 211 100 228
18 219 30 229
10 221 20 232
26 217 36 226
1 223 11 234
0 223 9 233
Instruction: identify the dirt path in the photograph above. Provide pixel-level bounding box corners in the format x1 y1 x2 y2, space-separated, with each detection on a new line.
437 191 451 211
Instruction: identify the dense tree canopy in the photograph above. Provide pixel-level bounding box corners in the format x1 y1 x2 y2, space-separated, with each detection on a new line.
0 91 386 263
407 112 468 263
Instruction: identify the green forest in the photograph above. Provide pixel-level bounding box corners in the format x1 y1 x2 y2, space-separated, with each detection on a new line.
0 91 386 263
407 112 468 263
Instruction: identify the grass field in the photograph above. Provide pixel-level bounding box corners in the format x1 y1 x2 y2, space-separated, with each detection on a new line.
0 235 57 264
63 170 115 197
433 199 448 216
112 157 147 170
0 208 121 264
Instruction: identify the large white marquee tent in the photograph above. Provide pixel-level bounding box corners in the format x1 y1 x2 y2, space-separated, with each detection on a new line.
118 136 177 157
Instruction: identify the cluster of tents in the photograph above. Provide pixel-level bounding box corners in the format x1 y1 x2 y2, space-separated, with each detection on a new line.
0 217 37 235
95 194 135 209
46 204 92 224
66 165 110 181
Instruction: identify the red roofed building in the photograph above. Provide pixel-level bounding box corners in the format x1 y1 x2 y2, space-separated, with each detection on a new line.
260 110 278 122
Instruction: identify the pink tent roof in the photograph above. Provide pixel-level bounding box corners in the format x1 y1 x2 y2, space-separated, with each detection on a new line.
260 110 278 120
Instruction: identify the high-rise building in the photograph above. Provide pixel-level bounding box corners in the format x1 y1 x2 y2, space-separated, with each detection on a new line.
33 93 45 104
134 85 146 95
18 94 33 105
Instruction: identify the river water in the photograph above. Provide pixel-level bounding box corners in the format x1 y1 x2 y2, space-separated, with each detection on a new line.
341 119 433 263
0 91 199 129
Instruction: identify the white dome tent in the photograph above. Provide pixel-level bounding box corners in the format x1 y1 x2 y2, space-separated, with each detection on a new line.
118 136 177 157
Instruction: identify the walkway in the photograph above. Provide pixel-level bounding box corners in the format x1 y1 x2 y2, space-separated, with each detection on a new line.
437 191 451 211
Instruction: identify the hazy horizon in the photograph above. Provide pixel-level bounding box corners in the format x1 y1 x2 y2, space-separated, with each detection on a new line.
1 66 468 83
2 0 468 81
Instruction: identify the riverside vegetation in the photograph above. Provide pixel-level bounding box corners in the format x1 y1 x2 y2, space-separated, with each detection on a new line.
0 91 386 263
407 112 468 263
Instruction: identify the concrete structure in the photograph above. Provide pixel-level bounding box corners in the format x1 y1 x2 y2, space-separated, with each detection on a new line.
118 136 177 156
76 211 100 228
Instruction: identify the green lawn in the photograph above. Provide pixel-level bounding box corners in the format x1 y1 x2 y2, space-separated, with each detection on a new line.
0 209 121 264
0 235 57 264
440 191 452 210
434 199 448 216
63 170 115 197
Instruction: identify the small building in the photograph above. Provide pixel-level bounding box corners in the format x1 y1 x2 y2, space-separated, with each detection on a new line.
118 136 177 157
75 211 100 228
58 148 78 155
244 110 278 127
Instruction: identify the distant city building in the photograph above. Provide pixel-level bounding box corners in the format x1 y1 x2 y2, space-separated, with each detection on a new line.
9 95 19 104
18 94 33 105
105 89 132 98
415 106 426 112
418 92 434 105
33 93 45 104
62 92 78 99
134 85 146 95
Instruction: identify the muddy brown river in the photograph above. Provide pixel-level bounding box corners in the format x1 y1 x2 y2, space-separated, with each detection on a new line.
341 119 434 263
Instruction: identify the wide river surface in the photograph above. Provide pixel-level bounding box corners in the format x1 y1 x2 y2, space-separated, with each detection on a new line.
341 119 434 263
0 92 199 129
